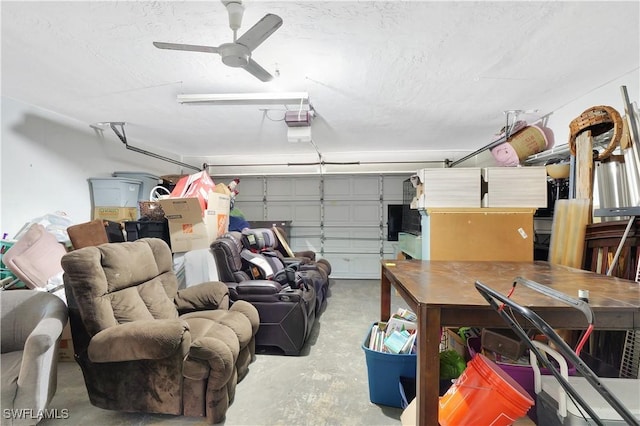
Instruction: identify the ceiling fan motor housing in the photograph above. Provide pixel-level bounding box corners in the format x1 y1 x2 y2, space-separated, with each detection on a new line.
219 43 250 67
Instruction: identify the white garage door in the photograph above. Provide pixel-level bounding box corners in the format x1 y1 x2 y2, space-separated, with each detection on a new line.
218 174 406 279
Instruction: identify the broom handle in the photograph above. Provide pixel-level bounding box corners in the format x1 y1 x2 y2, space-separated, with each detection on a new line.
606 216 636 276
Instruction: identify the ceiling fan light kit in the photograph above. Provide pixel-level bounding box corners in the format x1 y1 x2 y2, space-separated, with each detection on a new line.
223 1 244 32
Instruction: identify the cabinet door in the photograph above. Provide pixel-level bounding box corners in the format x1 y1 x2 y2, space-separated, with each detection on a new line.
427 209 534 261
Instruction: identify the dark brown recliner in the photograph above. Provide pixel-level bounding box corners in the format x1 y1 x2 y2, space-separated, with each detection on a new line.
211 232 316 355
242 228 331 314
61 238 259 424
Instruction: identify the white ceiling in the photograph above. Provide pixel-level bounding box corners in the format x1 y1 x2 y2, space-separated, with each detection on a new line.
2 1 639 170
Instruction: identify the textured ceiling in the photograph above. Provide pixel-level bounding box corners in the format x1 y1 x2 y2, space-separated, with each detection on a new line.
2 1 639 169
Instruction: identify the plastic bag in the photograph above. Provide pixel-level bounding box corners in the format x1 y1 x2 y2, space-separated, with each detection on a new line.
14 211 74 243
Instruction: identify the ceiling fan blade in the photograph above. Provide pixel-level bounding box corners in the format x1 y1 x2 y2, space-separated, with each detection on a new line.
236 13 283 51
244 58 274 82
153 42 219 54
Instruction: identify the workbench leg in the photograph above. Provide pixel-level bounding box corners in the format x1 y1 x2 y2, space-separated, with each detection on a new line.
416 305 441 426
380 267 391 322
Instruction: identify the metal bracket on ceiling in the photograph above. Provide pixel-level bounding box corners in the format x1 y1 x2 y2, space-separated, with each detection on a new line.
97 122 202 172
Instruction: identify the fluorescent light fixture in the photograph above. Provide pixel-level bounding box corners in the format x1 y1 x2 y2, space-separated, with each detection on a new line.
177 92 309 105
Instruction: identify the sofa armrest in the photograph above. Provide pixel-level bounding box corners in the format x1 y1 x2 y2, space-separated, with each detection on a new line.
236 280 283 295
15 315 66 413
282 257 309 267
20 315 65 359
88 319 189 362
236 280 302 303
174 281 230 313
281 259 302 269
294 251 316 262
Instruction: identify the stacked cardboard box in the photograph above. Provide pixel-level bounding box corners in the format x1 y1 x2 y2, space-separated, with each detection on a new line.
58 323 74 362
159 192 230 253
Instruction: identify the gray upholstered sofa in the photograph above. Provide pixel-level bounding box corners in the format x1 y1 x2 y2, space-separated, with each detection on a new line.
1 290 68 426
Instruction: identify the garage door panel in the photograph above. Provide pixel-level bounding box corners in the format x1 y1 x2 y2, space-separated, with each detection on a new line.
323 203 351 224
289 226 322 254
267 177 320 201
383 240 400 256
321 253 381 279
324 227 380 252
233 177 264 201
290 238 322 254
324 175 381 201
324 201 380 226
323 176 352 199
222 173 412 279
324 240 379 253
383 176 406 202
234 201 264 221
266 201 321 224
352 176 382 199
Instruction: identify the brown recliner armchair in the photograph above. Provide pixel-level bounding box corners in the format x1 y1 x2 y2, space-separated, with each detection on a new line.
61 238 259 424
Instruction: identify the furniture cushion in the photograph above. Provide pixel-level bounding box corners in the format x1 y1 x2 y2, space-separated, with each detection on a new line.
101 242 162 291
62 241 180 336
67 219 109 249
182 307 255 349
3 224 67 289
88 319 189 362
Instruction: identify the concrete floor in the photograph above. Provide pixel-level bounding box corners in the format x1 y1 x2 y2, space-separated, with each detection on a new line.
40 279 410 426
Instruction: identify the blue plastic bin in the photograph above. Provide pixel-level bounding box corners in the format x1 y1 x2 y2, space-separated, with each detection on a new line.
362 323 416 408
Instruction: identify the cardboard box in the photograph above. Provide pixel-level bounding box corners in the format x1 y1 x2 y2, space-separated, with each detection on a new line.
58 339 75 362
170 171 216 213
61 322 72 340
92 207 138 222
159 198 212 253
58 323 74 362
401 397 416 426
444 328 470 361
204 192 230 240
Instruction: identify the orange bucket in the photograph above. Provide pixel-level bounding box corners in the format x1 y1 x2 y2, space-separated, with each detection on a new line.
439 353 534 426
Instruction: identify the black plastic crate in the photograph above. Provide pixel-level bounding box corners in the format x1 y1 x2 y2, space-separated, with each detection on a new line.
124 220 170 247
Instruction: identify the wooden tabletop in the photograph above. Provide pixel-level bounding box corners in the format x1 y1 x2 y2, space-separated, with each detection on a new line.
382 260 640 426
382 260 640 329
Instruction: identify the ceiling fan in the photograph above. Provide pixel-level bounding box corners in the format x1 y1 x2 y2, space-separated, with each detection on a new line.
153 1 282 82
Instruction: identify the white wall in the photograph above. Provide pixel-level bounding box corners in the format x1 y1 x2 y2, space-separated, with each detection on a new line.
0 96 184 238
544 70 639 150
